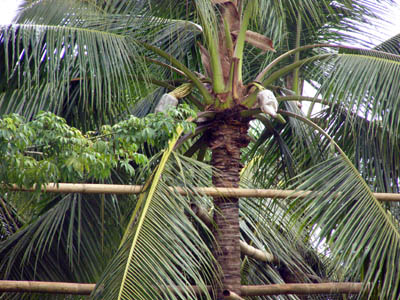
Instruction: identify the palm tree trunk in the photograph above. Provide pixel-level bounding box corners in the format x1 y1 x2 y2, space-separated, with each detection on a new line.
207 107 250 299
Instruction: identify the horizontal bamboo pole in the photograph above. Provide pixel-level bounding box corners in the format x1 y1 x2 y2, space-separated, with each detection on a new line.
0 280 94 295
0 281 364 296
7 183 400 201
241 282 365 296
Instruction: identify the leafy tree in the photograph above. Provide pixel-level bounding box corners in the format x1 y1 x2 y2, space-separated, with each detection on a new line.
1 0 400 300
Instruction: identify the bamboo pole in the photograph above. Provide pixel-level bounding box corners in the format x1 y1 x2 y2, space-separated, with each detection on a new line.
239 241 276 263
191 203 276 262
7 183 400 201
223 290 245 299
0 280 95 295
0 281 365 295
241 283 365 296
8 183 144 195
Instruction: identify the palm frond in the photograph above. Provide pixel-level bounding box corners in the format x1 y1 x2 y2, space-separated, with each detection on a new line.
287 114 400 300
243 101 328 188
93 133 218 299
314 106 400 194
243 118 295 188
240 195 326 280
0 196 23 240
0 192 122 284
239 168 330 299
313 105 400 238
374 34 400 55
246 0 394 84
0 0 150 128
314 49 400 144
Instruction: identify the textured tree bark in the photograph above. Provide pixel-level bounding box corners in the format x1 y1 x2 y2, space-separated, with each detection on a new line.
206 107 250 299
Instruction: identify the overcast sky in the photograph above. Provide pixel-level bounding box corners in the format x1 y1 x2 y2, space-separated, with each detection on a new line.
0 0 23 24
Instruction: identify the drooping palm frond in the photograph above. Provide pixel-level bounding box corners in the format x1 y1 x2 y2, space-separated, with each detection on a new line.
0 196 23 240
242 131 329 290
243 100 328 189
0 0 152 129
313 104 400 240
286 114 400 300
374 33 400 55
240 196 325 279
243 0 394 83
315 106 400 193
128 87 168 118
313 49 400 141
93 131 218 300
239 166 331 300
0 191 123 300
243 119 290 188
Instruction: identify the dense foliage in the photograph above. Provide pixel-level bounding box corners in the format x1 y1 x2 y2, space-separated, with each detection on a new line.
0 0 400 300
0 107 195 186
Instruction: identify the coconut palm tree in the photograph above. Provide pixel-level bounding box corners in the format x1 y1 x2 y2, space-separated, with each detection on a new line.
1 0 400 299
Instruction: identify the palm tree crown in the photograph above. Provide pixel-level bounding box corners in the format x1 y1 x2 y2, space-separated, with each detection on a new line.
1 0 400 299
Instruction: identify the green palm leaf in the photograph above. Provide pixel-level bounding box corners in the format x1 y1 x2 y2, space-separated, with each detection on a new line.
1 1 400 299
0 0 149 128
314 50 400 141
374 34 400 55
0 192 122 297
93 130 218 300
240 163 328 294
287 113 400 299
244 101 327 189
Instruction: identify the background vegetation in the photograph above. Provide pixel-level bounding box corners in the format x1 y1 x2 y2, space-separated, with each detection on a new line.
0 0 400 299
